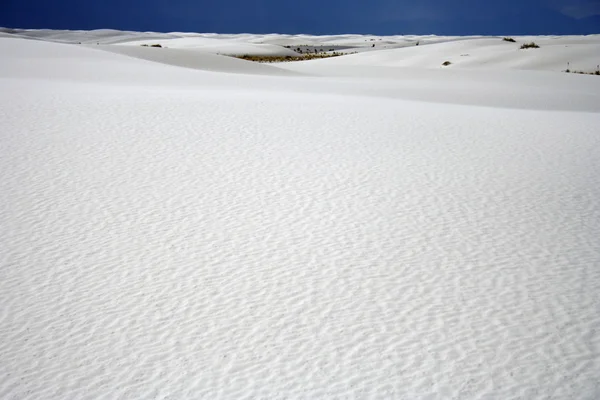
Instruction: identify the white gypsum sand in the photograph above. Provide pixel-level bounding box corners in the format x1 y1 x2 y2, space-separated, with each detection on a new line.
1 30 600 399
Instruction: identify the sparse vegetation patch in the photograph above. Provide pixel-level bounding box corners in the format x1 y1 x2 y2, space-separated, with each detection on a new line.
234 53 349 63
565 68 600 75
520 42 540 49
503 37 516 42
563 63 599 75
442 61 452 66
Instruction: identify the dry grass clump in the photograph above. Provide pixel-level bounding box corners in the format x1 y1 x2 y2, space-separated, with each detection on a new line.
520 42 540 49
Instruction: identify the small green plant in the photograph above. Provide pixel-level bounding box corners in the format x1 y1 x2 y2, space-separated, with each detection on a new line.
503 37 516 42
520 42 540 49
442 61 452 66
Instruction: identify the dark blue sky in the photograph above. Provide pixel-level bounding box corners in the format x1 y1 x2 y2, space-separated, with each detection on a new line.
2 0 599 35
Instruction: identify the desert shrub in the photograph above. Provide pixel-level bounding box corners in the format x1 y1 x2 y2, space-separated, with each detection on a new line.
520 42 540 49
503 37 516 42
150 44 162 48
442 61 452 66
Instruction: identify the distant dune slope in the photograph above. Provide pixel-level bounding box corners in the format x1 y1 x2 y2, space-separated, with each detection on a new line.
2 35 600 112
280 37 600 72
100 45 304 76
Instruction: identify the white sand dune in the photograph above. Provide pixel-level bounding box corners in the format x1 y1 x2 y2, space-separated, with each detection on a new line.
115 37 302 57
0 27 182 44
0 38 302 83
101 45 304 76
284 36 600 72
7 36 598 113
1 29 600 400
